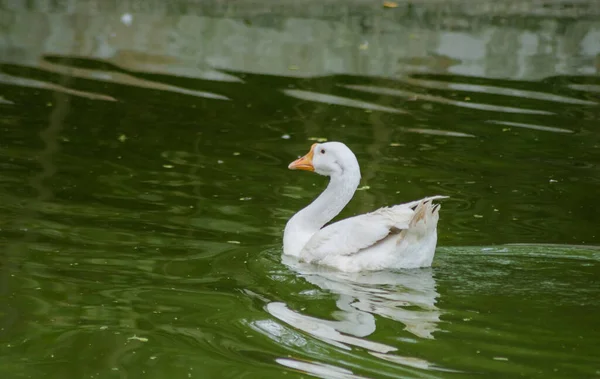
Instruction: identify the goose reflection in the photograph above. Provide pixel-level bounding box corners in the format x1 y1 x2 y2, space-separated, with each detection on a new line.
264 255 443 355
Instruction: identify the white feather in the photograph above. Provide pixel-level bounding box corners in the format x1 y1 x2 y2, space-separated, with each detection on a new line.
283 142 448 272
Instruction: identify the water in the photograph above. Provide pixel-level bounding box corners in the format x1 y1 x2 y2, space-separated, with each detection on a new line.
1 2 600 378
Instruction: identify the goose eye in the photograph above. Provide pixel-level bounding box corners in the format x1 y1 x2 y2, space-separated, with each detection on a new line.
320 149 326 154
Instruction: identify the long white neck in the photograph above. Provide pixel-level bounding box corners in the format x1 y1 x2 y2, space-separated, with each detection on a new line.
283 166 361 257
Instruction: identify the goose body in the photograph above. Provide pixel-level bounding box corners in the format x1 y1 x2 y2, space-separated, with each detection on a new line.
283 142 447 272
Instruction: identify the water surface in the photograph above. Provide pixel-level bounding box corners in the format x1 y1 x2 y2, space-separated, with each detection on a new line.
1 3 600 378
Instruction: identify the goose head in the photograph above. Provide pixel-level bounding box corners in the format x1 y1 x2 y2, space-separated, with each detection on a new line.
288 142 361 178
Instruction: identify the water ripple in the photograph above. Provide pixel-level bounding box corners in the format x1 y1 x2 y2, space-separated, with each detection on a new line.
568 83 600 93
0 95 14 104
282 89 405 114
0 72 116 101
2 50 599 379
343 84 553 115
403 77 598 105
276 358 371 379
39 61 230 101
487 120 573 133
403 128 475 138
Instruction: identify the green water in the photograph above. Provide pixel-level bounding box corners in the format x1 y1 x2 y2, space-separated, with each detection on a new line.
1 30 600 379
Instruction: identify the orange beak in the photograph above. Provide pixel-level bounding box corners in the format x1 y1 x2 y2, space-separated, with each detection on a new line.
288 143 317 171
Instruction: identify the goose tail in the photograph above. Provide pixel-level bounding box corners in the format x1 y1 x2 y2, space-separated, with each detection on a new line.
408 196 448 230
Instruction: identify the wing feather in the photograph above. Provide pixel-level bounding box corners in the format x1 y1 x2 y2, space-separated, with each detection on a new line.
300 195 448 261
301 207 412 260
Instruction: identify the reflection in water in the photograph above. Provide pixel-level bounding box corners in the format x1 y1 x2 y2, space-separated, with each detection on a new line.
283 256 442 340
276 358 370 379
258 256 445 374
0 72 117 102
0 95 14 104
342 84 554 115
266 302 393 353
283 89 405 114
486 120 573 134
39 60 231 101
402 128 475 138
401 77 598 106
569 83 600 93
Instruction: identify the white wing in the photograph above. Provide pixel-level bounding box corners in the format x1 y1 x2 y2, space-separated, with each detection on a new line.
301 196 447 260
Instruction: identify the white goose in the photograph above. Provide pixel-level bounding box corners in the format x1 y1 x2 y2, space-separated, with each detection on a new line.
283 142 447 272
